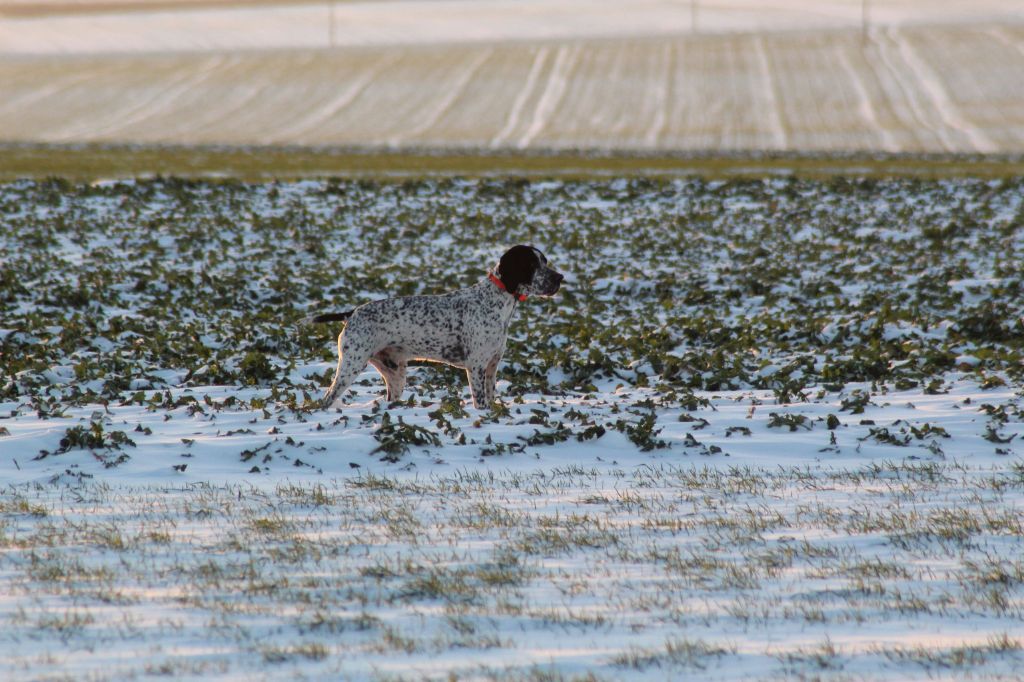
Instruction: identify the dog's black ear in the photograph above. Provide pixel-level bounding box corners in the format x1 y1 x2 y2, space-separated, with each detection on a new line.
497 245 539 295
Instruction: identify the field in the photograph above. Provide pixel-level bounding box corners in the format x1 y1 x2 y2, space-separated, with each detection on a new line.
2 175 1024 680
4 2 1024 679
2 1 1024 154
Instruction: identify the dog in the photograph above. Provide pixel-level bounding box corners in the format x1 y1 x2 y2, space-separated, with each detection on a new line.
306 245 563 409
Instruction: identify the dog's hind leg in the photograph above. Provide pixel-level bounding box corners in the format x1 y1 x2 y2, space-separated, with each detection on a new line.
369 351 408 403
321 331 372 408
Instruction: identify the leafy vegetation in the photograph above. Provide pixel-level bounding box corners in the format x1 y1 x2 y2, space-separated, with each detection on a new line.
1 175 1022 462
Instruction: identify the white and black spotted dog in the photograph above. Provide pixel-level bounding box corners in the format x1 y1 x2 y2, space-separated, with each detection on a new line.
306 245 563 409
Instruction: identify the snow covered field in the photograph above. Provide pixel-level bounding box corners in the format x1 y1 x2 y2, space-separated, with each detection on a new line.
1 0 1023 153
3 0 1022 53
2 176 1023 679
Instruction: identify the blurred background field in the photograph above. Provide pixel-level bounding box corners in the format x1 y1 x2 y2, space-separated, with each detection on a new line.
1 0 1023 176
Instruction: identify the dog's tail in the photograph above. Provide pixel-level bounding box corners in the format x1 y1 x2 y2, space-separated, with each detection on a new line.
299 310 354 326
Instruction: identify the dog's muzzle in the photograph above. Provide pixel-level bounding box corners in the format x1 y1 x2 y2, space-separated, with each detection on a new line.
546 272 564 295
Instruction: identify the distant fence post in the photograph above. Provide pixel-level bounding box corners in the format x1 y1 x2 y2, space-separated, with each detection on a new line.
691 0 698 33
328 0 336 48
861 0 869 42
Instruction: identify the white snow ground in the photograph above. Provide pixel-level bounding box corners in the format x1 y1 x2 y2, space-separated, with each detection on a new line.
2 380 1024 680
2 175 1024 680
2 0 1021 55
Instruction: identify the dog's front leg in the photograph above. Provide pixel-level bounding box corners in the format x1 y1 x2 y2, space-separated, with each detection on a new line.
466 364 490 410
483 353 501 405
466 353 502 409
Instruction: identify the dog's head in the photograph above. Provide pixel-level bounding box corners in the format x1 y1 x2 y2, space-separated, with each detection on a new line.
496 245 564 297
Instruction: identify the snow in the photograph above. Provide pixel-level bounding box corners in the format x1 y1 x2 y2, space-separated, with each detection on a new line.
2 176 1024 679
3 377 1024 679
3 376 1020 486
1 0 1021 55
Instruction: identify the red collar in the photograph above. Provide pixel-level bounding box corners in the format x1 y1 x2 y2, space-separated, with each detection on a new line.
489 273 527 301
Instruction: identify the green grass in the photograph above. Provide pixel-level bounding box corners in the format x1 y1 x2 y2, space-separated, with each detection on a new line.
2 143 1023 182
5 465 1024 679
